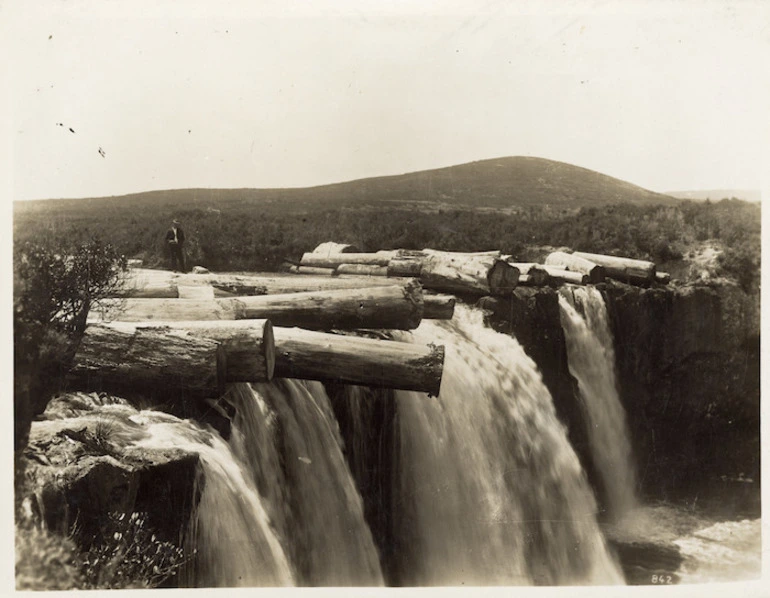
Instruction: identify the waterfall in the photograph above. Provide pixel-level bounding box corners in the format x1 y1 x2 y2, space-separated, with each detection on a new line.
558 286 638 521
130 411 294 587
390 305 624 585
131 380 383 587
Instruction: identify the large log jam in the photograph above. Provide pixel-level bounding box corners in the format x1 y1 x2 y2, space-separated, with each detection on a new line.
544 252 605 283
420 253 519 296
69 324 226 397
572 251 657 285
102 320 275 382
272 327 445 395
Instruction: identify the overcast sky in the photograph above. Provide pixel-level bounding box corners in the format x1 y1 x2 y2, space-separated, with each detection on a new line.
6 0 770 200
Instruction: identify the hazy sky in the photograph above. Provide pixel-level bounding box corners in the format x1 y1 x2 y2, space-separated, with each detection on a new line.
6 0 770 200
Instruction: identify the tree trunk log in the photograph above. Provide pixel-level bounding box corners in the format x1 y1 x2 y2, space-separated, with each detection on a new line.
423 294 455 319
541 266 589 285
300 252 392 268
272 328 444 395
177 285 215 299
572 251 657 285
508 263 551 286
116 283 179 298
233 282 424 329
336 264 389 276
420 253 519 296
387 257 423 277
96 282 425 330
69 324 226 397
92 298 241 322
312 242 359 255
287 265 338 276
544 251 605 283
102 320 275 382
655 271 671 284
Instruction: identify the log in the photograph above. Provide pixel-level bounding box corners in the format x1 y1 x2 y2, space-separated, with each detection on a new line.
541 266 589 285
232 282 424 330
508 263 551 286
177 285 215 300
115 283 179 298
544 252 605 283
420 254 519 296
655 271 671 285
69 324 226 397
102 320 275 382
312 242 359 255
205 274 409 295
336 264 389 276
300 252 392 268
287 265 337 276
572 251 656 285
423 249 502 259
423 294 455 319
272 328 445 395
95 282 425 330
387 256 423 278
91 298 241 322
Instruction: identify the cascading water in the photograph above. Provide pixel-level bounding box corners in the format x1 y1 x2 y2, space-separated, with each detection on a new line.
131 380 384 587
558 286 638 521
389 305 624 585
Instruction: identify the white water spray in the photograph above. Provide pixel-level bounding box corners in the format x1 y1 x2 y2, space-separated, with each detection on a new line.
558 286 638 521
391 305 624 585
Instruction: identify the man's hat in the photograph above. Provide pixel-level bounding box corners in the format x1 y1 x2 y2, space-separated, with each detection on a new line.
172 219 180 225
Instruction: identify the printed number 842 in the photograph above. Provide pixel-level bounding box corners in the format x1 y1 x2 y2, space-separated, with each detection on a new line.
651 574 673 584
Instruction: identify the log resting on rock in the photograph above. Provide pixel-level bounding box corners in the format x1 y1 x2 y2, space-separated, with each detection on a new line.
100 319 275 382
572 251 656 285
69 324 226 397
95 282 426 330
420 253 519 296
544 251 605 283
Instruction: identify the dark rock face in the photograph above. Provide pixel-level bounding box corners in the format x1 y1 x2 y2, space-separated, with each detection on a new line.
324 383 399 584
601 281 760 515
24 393 200 548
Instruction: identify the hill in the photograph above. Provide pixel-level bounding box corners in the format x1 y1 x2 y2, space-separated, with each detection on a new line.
15 156 677 215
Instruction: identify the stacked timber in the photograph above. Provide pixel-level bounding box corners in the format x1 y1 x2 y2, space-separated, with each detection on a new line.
544 251 605 283
572 251 656 286
95 282 428 330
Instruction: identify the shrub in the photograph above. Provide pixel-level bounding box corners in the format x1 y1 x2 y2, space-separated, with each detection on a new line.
79 512 186 589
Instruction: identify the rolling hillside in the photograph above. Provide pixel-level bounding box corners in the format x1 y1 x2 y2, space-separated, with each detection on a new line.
16 156 677 216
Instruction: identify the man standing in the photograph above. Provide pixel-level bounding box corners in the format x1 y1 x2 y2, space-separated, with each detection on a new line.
165 219 186 272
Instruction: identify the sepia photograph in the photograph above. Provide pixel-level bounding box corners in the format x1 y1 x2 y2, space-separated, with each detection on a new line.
5 0 767 593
